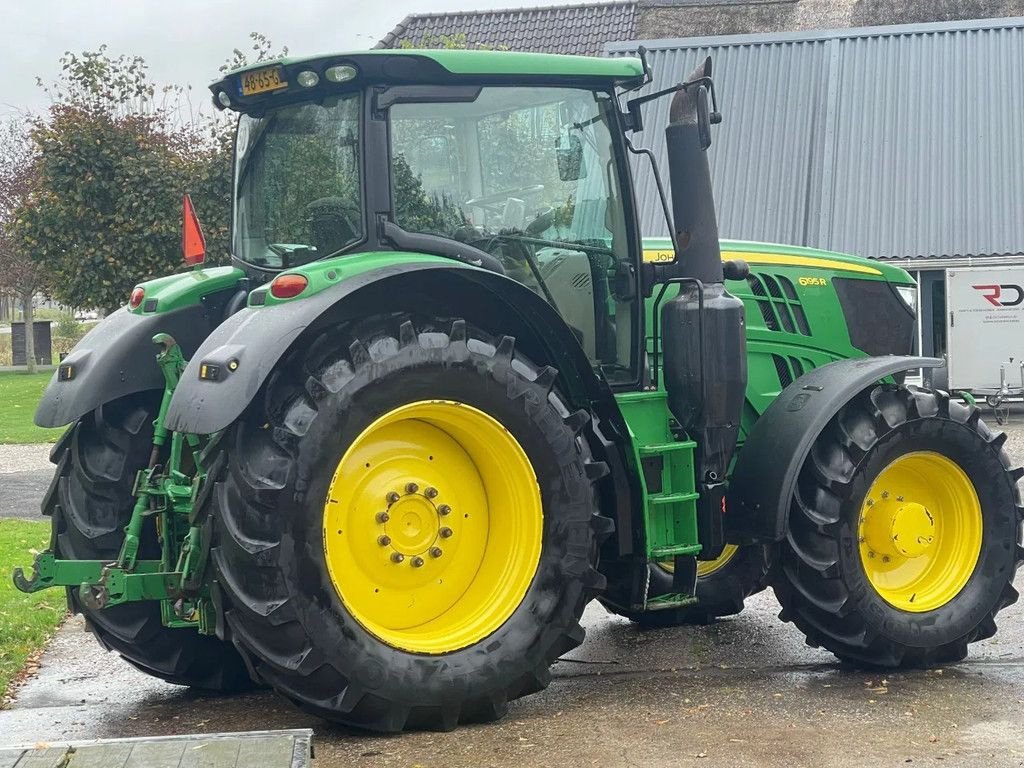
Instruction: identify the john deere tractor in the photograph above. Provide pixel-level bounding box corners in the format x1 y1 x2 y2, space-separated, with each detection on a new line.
15 50 1022 731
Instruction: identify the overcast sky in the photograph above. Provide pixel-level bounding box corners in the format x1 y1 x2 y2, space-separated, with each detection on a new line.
1 0 582 118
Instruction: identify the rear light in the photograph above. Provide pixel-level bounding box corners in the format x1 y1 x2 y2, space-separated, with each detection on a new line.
270 274 308 300
129 286 145 309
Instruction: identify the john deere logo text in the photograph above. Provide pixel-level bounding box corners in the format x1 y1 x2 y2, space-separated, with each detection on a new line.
973 284 1024 307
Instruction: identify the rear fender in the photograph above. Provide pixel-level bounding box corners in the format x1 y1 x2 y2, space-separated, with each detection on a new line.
726 355 942 544
168 261 611 432
35 301 229 428
164 260 638 553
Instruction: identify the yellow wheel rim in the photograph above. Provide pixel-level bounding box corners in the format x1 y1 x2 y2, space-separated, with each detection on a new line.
659 544 739 578
858 451 982 613
323 400 543 654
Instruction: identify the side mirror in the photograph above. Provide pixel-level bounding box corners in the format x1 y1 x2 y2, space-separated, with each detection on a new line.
695 85 714 151
556 131 587 181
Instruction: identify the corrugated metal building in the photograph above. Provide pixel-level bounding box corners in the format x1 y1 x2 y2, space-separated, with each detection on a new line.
609 17 1024 357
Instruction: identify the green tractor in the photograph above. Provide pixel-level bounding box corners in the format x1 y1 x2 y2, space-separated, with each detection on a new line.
15 49 1022 731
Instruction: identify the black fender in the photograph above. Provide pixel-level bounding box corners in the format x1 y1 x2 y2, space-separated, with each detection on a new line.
165 260 638 552
725 356 943 545
166 262 616 431
34 302 228 428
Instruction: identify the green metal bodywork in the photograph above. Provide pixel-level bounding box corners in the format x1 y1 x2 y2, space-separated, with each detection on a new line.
129 266 244 315
610 238 916 595
248 251 454 308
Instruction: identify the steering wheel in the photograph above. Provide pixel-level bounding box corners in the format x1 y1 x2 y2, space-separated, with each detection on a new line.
465 185 545 213
307 197 359 256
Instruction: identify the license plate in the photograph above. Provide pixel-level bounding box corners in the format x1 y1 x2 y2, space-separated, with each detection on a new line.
240 66 287 96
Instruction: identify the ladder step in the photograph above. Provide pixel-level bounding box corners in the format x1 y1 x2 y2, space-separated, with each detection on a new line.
649 492 699 505
646 592 699 610
650 544 702 558
639 441 696 456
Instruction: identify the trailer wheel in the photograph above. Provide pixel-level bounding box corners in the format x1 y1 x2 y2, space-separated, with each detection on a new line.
207 316 610 731
773 385 1023 667
47 393 253 690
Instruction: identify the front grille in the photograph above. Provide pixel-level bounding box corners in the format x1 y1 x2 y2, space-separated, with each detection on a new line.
747 274 813 337
771 353 813 389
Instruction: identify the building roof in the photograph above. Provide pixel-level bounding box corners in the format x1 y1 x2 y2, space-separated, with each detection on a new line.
610 16 1024 261
377 1 638 56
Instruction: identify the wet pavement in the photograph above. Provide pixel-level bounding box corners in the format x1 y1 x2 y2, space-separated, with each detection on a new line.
1 414 1023 766
3 594 1024 767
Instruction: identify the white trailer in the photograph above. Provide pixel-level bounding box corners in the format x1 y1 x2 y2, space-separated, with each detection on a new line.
946 265 1024 403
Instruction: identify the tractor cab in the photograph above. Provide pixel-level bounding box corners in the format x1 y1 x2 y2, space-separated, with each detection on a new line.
218 51 648 386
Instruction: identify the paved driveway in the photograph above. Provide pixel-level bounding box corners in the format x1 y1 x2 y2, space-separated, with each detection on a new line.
2 413 1024 766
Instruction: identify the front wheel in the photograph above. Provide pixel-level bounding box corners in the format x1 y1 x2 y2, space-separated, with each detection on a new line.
772 385 1023 667
207 316 611 731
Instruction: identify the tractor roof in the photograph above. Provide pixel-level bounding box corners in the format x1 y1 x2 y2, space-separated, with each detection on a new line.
211 50 645 112
227 48 644 80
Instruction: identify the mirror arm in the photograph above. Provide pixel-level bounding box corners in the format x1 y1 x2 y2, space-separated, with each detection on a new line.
623 73 722 133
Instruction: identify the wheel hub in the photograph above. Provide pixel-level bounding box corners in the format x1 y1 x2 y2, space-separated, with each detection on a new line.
857 451 982 613
380 486 450 557
889 502 934 558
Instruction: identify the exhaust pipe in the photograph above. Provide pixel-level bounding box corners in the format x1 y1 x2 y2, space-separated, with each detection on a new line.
660 58 748 560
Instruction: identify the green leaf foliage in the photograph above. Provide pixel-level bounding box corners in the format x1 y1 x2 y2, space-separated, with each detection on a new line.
11 47 233 313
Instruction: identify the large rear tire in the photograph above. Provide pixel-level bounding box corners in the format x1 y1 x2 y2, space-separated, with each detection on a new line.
772 385 1023 666
46 393 253 690
206 316 611 731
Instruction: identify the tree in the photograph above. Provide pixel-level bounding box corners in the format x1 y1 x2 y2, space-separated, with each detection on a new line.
9 48 233 314
7 36 291 314
0 120 46 372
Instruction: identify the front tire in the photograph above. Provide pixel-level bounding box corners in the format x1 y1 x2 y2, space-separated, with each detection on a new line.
46 393 253 690
207 316 610 731
772 385 1023 666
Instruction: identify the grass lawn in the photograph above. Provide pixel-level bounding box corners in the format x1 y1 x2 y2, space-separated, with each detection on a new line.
0 520 65 701
0 372 65 444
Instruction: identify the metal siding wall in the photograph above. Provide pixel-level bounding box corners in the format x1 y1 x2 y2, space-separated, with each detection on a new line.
610 19 1024 259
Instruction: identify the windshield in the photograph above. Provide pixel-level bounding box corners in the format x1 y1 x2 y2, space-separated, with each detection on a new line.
234 93 362 268
390 86 636 384
390 87 627 258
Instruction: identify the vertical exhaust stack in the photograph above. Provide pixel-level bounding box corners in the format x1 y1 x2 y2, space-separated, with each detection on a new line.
660 58 748 558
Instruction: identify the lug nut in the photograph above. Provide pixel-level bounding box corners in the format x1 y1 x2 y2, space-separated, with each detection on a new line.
425 487 439 499
377 535 391 547
896 495 905 502
391 552 405 564
430 547 443 558
406 482 419 494
386 491 400 504
881 491 890 499
411 556 425 568
866 499 874 507
376 511 390 524
438 504 451 516
439 527 453 539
